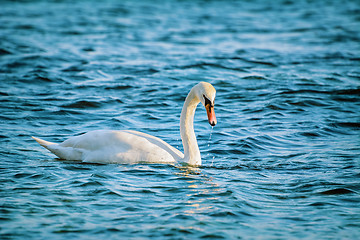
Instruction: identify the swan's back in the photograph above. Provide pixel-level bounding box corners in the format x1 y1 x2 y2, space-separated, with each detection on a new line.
34 130 183 164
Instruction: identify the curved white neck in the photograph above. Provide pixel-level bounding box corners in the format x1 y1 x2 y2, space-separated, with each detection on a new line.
180 88 201 165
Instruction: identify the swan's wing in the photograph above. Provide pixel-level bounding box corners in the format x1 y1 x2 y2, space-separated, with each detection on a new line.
55 130 183 164
124 130 184 160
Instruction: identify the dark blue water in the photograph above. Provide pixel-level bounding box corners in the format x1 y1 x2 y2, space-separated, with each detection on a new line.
1 0 360 239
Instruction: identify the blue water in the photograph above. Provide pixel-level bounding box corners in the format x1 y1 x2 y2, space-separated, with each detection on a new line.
1 0 360 239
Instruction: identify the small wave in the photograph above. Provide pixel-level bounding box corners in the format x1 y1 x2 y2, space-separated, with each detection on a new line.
299 132 321 138
62 65 85 72
60 30 84 36
52 109 84 116
308 202 338 207
227 54 277 67
242 75 268 80
0 48 12 55
115 66 159 75
14 24 37 30
21 69 65 83
77 181 103 187
318 188 356 195
61 100 103 109
209 210 238 217
285 99 329 107
237 136 269 154
23 72 53 83
104 84 134 90
275 88 360 97
243 59 277 67
329 122 360 130
175 62 247 72
210 149 247 156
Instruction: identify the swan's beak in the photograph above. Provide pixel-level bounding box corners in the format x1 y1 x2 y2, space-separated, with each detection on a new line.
205 103 217 126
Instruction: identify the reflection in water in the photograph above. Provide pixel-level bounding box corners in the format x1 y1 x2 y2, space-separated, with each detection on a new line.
175 166 223 216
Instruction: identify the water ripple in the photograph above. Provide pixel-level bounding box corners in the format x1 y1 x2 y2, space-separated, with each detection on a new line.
1 0 359 239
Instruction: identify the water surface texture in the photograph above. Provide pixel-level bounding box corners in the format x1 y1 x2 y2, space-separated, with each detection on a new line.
1 0 360 239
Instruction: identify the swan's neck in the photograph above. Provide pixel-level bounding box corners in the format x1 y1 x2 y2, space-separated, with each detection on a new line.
180 89 201 165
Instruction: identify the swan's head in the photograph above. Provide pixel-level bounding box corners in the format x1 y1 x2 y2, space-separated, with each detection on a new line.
194 82 217 126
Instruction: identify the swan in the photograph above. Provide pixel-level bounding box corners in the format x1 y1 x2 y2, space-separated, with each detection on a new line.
32 82 217 166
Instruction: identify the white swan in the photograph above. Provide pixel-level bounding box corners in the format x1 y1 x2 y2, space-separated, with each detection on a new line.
32 82 217 166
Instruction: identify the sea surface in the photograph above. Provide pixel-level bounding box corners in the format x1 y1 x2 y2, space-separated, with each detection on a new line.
1 0 359 239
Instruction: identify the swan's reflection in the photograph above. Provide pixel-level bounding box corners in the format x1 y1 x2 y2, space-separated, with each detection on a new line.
175 166 223 216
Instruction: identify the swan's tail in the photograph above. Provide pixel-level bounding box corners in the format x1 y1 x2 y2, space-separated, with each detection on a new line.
32 136 56 150
32 136 82 161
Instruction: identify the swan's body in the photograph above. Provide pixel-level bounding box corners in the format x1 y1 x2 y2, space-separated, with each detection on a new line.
33 82 217 166
33 130 183 164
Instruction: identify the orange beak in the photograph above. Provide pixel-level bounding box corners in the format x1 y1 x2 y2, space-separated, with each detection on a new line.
205 103 217 126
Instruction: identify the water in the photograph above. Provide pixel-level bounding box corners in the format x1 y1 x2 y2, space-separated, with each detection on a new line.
1 0 360 239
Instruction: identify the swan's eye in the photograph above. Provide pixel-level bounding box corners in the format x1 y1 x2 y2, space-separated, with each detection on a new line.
203 95 213 107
